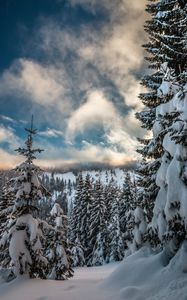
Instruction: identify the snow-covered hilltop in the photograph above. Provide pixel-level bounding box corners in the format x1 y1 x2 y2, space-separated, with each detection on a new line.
45 168 130 187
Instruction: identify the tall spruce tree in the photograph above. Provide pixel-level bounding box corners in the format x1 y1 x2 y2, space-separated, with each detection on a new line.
88 179 107 266
119 172 132 232
136 0 187 261
0 117 50 278
119 172 135 251
136 0 187 249
103 178 119 260
150 65 187 258
80 173 93 262
108 198 124 262
70 172 84 246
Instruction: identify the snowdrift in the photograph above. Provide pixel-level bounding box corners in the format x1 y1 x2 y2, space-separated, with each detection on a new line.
102 246 187 300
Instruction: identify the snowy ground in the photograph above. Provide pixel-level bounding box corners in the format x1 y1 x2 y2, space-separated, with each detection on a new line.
0 263 119 300
1 248 187 300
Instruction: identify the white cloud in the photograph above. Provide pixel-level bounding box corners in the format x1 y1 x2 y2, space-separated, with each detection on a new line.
105 123 139 157
0 125 20 149
38 0 147 103
36 158 75 169
39 0 147 143
0 59 70 112
68 142 136 166
0 148 22 169
0 115 17 124
66 89 141 160
38 128 64 138
0 126 24 169
66 90 118 139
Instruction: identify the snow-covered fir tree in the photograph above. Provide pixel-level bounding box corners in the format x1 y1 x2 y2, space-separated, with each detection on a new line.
150 64 187 256
79 174 93 262
70 172 84 245
136 0 187 249
88 180 107 266
0 118 50 278
0 186 14 238
119 171 133 234
118 172 135 252
108 198 124 262
46 203 73 280
103 177 118 260
0 185 15 269
144 0 186 74
69 173 94 264
105 177 118 223
136 0 187 260
130 174 148 252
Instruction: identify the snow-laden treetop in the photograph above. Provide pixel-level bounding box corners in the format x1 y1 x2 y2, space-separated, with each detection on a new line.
15 115 44 164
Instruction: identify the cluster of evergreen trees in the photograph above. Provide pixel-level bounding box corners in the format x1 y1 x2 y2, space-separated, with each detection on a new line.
69 172 142 266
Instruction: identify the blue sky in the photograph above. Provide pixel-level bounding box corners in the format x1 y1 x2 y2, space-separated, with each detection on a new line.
0 0 147 169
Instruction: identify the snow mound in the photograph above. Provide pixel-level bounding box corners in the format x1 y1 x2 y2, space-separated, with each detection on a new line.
102 247 187 300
